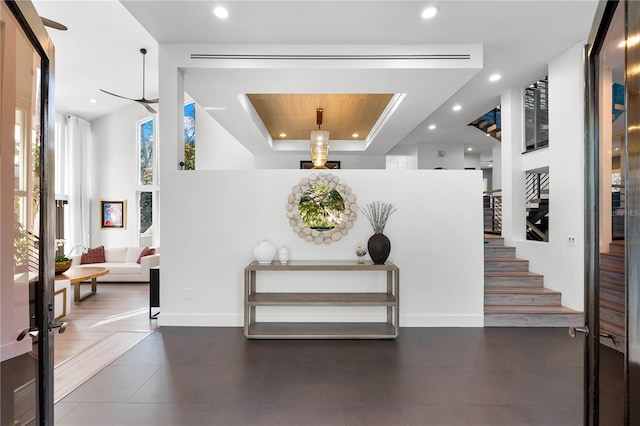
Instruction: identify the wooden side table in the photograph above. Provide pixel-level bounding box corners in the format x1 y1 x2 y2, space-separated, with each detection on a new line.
55 266 109 303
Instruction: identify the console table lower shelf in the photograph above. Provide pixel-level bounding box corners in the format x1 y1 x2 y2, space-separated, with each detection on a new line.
244 261 399 339
247 322 397 339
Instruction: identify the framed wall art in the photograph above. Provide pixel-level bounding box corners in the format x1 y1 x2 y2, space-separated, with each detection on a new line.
101 199 126 229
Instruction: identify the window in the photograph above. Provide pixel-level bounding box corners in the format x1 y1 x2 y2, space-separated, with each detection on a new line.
524 77 549 152
139 118 154 185
184 102 195 170
138 191 153 247
137 117 158 247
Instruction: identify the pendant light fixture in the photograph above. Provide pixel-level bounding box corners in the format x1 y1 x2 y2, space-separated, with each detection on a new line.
310 108 330 169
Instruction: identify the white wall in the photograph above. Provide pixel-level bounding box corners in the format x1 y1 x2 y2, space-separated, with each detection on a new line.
159 62 484 328
194 103 255 170
482 168 493 191
501 42 585 310
90 103 151 247
90 101 256 249
158 170 485 327
492 143 502 191
464 152 481 169
417 143 465 169
387 145 418 169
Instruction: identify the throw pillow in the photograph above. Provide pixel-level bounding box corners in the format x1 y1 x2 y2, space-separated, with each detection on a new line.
81 245 105 264
137 247 156 264
125 247 145 263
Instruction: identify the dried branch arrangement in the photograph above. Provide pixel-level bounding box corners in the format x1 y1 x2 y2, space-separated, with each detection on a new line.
360 201 397 234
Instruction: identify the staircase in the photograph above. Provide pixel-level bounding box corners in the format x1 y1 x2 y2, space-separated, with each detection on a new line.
600 240 625 351
468 106 501 141
484 235 583 326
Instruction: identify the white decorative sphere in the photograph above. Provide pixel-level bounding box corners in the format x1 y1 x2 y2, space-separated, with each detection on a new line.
253 241 276 265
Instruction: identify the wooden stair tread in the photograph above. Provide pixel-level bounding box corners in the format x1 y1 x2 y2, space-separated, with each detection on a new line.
485 257 528 262
484 287 559 294
481 237 579 327
484 271 543 277
484 305 582 314
600 265 624 273
611 240 625 246
601 320 625 336
600 299 624 313
601 252 624 258
601 280 625 292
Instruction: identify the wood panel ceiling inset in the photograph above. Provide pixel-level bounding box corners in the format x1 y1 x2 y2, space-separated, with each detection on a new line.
247 93 394 141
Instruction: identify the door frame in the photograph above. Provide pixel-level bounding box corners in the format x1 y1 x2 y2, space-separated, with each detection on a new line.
586 0 640 424
3 0 56 423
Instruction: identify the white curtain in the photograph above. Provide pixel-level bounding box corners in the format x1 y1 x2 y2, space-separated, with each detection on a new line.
55 113 91 251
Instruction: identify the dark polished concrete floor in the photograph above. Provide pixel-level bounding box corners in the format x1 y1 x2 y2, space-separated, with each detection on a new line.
51 327 589 425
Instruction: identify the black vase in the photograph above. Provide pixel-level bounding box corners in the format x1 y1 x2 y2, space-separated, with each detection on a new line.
368 233 391 264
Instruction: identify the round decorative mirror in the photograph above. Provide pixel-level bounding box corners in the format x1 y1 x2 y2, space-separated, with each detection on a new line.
286 173 357 244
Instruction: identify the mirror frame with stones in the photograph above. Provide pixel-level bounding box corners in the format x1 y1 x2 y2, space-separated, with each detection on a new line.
286 173 357 244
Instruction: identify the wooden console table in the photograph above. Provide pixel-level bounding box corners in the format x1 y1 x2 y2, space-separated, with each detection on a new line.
244 260 399 339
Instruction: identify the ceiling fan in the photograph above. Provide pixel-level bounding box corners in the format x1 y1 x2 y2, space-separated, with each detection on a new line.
41 17 67 31
100 48 158 114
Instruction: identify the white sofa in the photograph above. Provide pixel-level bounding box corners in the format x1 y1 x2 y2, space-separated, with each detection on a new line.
71 247 160 282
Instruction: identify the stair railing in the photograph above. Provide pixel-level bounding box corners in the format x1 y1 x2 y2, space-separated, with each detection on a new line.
526 220 548 241
525 172 549 203
483 189 502 234
525 172 549 241
27 231 39 274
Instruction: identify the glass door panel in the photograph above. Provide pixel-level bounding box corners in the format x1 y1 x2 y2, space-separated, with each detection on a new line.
596 4 626 423
589 1 637 423
1 1 53 424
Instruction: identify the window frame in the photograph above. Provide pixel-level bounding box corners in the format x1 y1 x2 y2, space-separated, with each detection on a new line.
136 116 159 247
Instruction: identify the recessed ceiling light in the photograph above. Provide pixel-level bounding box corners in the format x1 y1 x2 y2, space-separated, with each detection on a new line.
428 124 436 130
352 133 359 138
489 73 502 82
467 147 473 152
421 6 438 19
213 6 229 19
486 133 491 137
452 105 462 112
203 106 227 111
89 98 97 104
279 133 287 138
489 164 493 167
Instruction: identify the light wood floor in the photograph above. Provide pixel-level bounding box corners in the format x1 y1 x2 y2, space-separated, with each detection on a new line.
6 283 160 419
53 282 158 373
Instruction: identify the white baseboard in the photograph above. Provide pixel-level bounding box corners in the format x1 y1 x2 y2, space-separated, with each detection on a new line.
158 314 243 327
157 313 484 328
400 314 484 327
